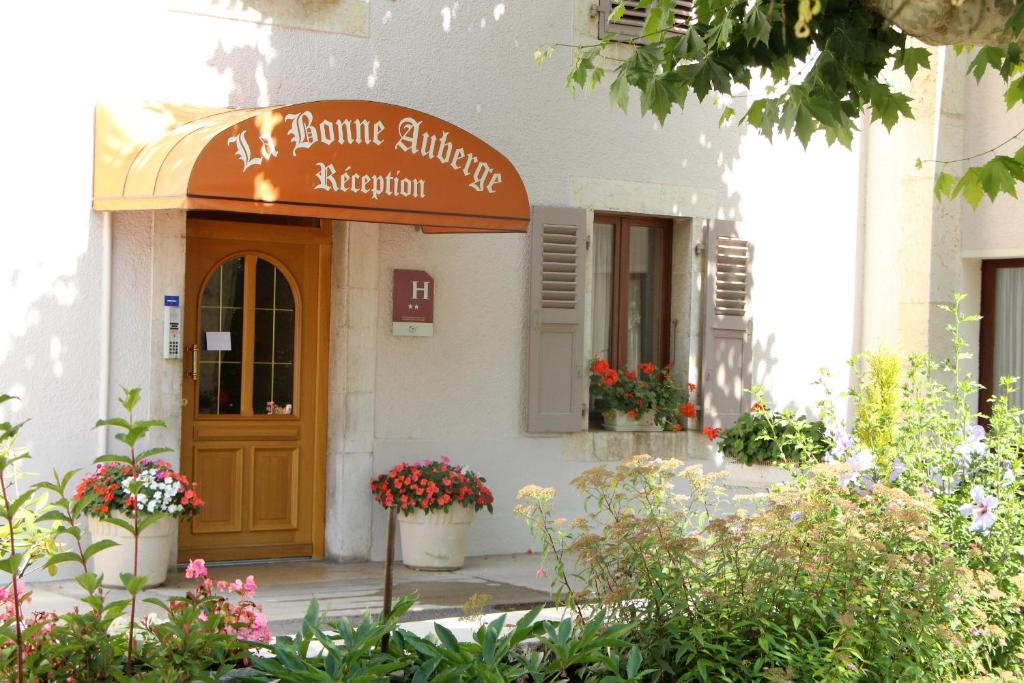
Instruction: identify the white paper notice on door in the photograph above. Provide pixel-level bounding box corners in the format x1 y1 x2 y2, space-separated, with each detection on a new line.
206 331 232 352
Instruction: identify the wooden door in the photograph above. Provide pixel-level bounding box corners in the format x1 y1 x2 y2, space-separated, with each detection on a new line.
178 217 331 562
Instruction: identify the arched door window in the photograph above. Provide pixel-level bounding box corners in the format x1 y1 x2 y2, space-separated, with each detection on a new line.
197 255 298 416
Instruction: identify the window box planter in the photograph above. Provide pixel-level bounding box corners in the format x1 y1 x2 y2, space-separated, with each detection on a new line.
602 409 662 432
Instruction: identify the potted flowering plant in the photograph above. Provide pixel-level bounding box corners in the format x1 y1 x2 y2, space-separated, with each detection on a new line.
589 359 695 431
76 459 204 587
370 457 493 570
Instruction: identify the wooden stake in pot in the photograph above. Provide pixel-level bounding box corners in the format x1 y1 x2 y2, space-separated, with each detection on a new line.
381 505 397 650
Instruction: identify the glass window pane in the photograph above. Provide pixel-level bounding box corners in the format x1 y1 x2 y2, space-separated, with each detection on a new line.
254 259 275 310
253 310 274 362
198 257 245 415
625 225 667 368
591 222 615 362
252 258 296 415
994 267 1024 411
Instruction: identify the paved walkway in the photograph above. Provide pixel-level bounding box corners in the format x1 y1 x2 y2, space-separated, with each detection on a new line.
27 553 555 634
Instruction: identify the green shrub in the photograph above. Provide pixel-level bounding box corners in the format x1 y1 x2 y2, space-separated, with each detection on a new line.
851 348 902 463
715 390 829 465
517 456 975 681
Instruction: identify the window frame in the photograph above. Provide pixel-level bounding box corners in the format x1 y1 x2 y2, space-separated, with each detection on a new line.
594 212 674 369
979 258 1024 419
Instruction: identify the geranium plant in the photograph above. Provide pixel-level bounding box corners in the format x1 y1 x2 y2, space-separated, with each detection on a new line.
713 391 830 466
589 359 694 430
74 459 204 518
370 457 494 515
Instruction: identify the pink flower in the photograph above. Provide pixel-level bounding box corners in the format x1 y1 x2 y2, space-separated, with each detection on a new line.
535 568 545 578
185 558 208 579
243 575 257 595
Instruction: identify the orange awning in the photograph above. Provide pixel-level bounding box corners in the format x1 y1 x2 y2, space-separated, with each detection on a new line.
94 101 530 233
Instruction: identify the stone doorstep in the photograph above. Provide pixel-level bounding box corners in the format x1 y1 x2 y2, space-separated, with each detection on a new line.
26 554 557 635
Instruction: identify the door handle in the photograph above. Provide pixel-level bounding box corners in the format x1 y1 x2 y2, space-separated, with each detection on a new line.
189 344 199 381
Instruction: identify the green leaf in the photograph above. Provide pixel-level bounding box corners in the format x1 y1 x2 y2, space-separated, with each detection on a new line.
969 46 1004 82
76 571 103 593
1006 76 1024 109
893 46 930 80
137 513 172 533
743 2 772 46
120 572 148 595
640 74 676 122
627 646 642 678
94 417 131 430
610 71 631 113
934 171 957 199
43 551 84 570
83 538 119 562
953 167 986 208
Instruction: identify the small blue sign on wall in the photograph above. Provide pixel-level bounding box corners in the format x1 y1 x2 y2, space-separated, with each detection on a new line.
164 295 180 307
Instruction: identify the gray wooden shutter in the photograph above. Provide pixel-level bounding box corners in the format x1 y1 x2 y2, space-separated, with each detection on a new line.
700 220 753 430
527 206 588 433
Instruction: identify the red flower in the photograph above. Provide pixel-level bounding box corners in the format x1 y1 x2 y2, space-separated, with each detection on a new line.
679 402 696 418
624 371 637 381
626 410 638 418
703 426 722 441
673 424 683 432
602 369 620 386
688 383 696 392
751 402 767 412
591 358 610 374
638 362 655 374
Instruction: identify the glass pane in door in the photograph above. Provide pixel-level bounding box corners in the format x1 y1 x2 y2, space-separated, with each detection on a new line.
626 225 667 367
252 259 297 415
198 257 245 414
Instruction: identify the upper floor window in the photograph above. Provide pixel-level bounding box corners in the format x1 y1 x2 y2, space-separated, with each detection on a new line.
592 214 673 368
596 0 693 42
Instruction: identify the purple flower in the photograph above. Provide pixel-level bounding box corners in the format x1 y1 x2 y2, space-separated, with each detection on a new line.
838 449 875 489
955 425 988 464
790 510 803 523
958 485 999 533
889 459 905 483
827 427 854 463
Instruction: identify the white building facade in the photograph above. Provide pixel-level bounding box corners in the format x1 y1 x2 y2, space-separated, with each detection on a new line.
0 1 1018 566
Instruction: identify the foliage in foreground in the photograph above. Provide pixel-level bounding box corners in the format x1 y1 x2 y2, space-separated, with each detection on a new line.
249 595 644 682
519 297 1024 681
519 457 999 681
0 390 645 681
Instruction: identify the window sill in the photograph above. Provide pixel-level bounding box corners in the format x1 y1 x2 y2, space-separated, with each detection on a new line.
562 429 693 462
560 431 793 489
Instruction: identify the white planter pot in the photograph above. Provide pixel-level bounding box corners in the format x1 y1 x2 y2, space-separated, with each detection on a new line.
602 409 661 432
398 505 476 571
87 512 177 588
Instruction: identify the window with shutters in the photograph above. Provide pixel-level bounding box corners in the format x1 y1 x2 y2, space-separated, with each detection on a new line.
595 0 693 41
591 214 673 370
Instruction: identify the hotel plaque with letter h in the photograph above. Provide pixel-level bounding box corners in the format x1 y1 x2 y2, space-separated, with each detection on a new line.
392 269 434 337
